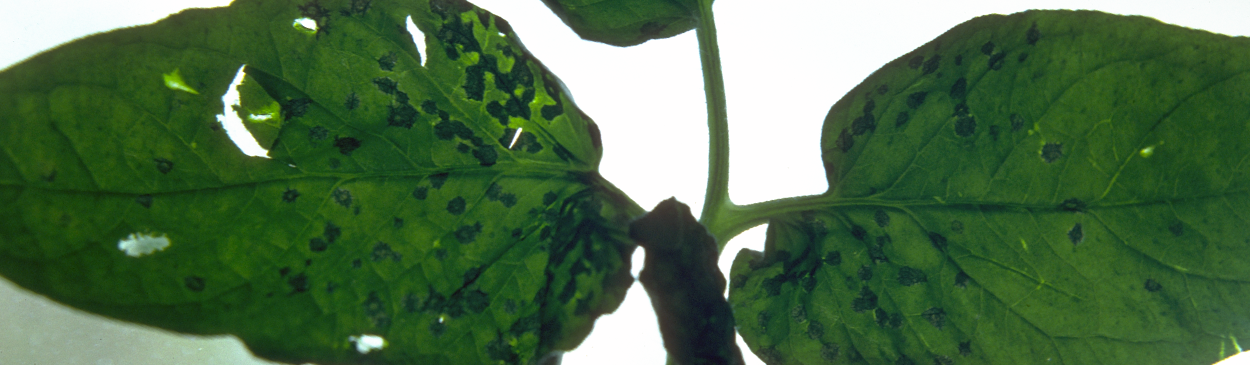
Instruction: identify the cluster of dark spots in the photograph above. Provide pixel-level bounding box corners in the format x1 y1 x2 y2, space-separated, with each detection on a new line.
959 341 973 356
333 136 361 156
455 222 484 243
821 343 840 362
877 84 889 95
363 291 390 328
923 55 941 75
371 242 401 262
1059 198 1086 212
135 194 153 208
1027 22 1041 45
308 126 328 141
1041 142 1063 163
332 188 352 208
377 52 397 71
874 209 890 227
339 0 370 16
288 272 309 293
852 100 877 136
807 321 824 340
184 276 206 292
1010 113 1025 131
908 55 924 69
281 98 312 121
858 265 874 281
298 0 332 36
922 307 946 329
898 266 928 286
1068 223 1084 245
823 251 842 266
949 77 968 99
510 227 522 238
1144 278 1163 292
485 183 518 207
1168 221 1184 237
928 232 948 251
935 355 954 365
981 41 995 55
430 0 481 60
1018 52 1029 63
988 52 1007 70
852 286 878 312
850 224 867 241
309 221 340 252
836 128 854 153
433 120 497 166
954 55 963 66
950 220 964 233
153 158 173 174
906 92 927 109
446 196 466 215
895 112 911 127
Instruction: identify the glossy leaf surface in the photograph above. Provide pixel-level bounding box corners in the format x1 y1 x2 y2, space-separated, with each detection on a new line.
729 10 1250 365
0 0 642 364
539 0 700 47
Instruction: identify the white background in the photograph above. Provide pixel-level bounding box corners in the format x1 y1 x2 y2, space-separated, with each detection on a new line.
2 1 1249 364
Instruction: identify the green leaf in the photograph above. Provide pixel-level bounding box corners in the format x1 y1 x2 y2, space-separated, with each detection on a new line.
540 0 701 47
728 10 1250 365
0 0 643 364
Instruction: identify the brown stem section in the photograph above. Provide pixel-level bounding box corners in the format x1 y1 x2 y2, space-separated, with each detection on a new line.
630 198 744 365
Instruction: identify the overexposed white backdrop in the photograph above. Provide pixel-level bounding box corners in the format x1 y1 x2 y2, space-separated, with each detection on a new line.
2 1 1249 364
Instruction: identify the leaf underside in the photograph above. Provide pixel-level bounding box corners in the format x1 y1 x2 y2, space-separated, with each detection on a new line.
0 0 643 364
730 10 1250 365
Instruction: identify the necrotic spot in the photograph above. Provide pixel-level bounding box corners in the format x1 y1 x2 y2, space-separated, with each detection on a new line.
136 194 153 208
363 292 390 328
1041 142 1063 163
852 114 876 136
430 173 450 188
954 116 976 137
874 209 890 227
309 238 328 252
950 220 964 233
473 146 498 166
1027 22 1041 45
877 84 889 95
282 98 312 121
334 137 361 155
282 188 300 203
790 305 807 323
1169 221 1184 237
387 104 418 128
1068 223 1084 245
858 265 873 281
154 158 173 174
852 286 878 312
836 128 854 153
184 276 206 292
1060 198 1086 212
377 52 397 71
949 77 967 99
981 41 995 55
988 52 1006 70
895 112 910 127
332 188 352 208
922 55 941 75
455 222 483 244
850 225 867 241
906 92 927 109
922 307 946 329
393 217 403 228
1144 279 1163 292
821 343 839 362
807 321 824 340
928 232 948 251
446 196 466 215
959 341 972 356
373 77 397 95
345 92 360 110
898 266 927 286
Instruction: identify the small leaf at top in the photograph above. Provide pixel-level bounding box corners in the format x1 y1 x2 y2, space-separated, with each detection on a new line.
0 0 643 364
540 0 703 47
730 10 1250 365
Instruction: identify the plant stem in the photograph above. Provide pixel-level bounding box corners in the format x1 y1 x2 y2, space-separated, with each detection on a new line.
694 0 733 245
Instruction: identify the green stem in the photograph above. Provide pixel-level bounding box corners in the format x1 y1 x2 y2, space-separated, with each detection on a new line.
703 193 832 244
694 0 732 245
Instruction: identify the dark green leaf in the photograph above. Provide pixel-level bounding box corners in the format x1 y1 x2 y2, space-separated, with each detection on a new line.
540 0 701 47
0 0 642 364
730 10 1250 365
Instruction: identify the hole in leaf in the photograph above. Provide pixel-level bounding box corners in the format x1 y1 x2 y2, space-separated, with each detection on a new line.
348 334 386 354
117 232 171 257
217 65 270 158
405 15 428 66
293 17 318 34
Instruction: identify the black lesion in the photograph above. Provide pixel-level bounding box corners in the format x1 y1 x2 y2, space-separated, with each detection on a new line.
387 103 418 128
1068 223 1084 245
897 266 927 286
333 137 361 156
432 1 482 61
922 55 941 75
282 98 313 121
377 52 397 71
363 291 391 328
1041 142 1063 163
949 77 968 99
906 92 927 109
852 286 878 312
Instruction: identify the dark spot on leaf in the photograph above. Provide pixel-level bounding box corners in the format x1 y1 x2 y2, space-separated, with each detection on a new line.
372 77 397 94
363 291 390 328
852 286 878 312
874 209 890 227
1018 52 1029 62
377 52 397 71
288 272 309 293
895 112 910 127
184 276 205 292
1060 198 1086 212
790 305 807 323
434 120 476 142
908 55 924 69
935 355 954 365
412 186 428 200
393 217 403 228
988 52 1006 70
955 271 970 288
1145 279 1162 292
1027 22 1041 45
906 92 928 109
955 116 976 137
858 265 873 281
922 307 946 329
434 249 447 260
446 196 466 215
455 222 483 244
474 146 498 166
823 251 842 266
279 267 291 277
305 259 312 267
346 0 371 16
950 220 964 233
898 266 928 286
1041 142 1063 163
877 84 889 95
800 276 816 291
870 236 890 264
874 307 892 327
342 92 360 110
836 128 854 153
929 232 948 251
153 158 173 174
282 188 300 203
430 173 449 189
959 341 972 356
371 242 401 262
757 311 770 329
333 137 361 155
281 98 312 121
850 225 867 241
896 356 915 365
1010 113 1025 131
762 275 785 296
1169 221 1184 237
309 126 328 141
922 55 941 75
954 55 963 66
135 194 153 208
1068 223 1084 245
387 103 418 128
332 188 352 208
953 102 970 117
821 343 840 362
807 321 824 340
950 77 967 99
429 318 446 337
852 114 876 135
981 41 995 55
352 259 361 268
309 238 328 252
863 100 876 114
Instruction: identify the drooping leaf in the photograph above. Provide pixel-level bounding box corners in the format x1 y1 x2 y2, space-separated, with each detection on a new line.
729 10 1250 365
540 0 701 47
0 0 643 364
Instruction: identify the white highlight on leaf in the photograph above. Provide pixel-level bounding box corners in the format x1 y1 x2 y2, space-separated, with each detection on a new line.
293 18 318 33
508 127 523 149
162 68 200 95
246 113 274 122
348 334 386 354
117 232 171 257
405 15 428 66
217 65 269 158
